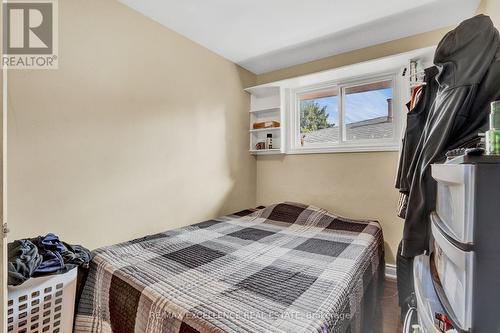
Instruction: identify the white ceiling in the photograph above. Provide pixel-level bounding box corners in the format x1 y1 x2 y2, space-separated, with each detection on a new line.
118 0 481 74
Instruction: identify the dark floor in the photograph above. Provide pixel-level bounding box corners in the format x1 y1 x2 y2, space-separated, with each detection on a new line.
381 278 403 333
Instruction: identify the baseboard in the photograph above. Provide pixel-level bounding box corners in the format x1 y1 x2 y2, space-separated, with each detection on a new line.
385 263 397 280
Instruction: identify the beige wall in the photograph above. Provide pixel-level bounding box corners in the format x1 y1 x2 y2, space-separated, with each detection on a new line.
7 0 257 249
257 153 402 261
255 0 499 264
478 0 500 27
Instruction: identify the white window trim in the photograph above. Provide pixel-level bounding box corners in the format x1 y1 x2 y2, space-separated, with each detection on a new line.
287 70 404 154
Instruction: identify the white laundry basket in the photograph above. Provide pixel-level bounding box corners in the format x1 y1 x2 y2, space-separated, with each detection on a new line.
7 268 77 333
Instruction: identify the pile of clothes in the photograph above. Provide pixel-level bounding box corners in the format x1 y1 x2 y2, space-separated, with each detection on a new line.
7 233 92 286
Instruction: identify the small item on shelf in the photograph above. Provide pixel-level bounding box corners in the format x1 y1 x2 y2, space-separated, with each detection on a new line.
445 147 484 159
255 142 266 150
409 59 426 88
486 100 500 155
253 121 280 129
266 133 273 149
410 60 417 84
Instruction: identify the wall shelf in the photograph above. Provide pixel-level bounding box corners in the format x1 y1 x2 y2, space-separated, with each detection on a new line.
244 86 280 98
246 84 285 155
249 149 283 155
249 127 280 133
249 106 280 113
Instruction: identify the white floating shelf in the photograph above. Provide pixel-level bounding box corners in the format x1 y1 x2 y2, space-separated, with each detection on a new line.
249 106 280 113
247 83 284 156
249 149 283 155
249 127 281 133
244 86 280 98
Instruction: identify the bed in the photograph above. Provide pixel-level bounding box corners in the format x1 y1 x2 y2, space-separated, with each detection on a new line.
74 202 384 333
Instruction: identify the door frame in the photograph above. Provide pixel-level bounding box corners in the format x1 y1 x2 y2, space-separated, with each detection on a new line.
1 0 8 330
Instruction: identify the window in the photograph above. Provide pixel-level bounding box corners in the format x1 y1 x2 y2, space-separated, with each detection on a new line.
290 74 399 153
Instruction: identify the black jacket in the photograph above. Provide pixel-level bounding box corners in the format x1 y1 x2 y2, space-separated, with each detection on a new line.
448 42 500 150
401 15 500 257
396 67 439 197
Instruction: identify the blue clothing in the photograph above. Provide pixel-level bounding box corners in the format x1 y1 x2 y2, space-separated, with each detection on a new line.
33 233 66 274
7 233 91 286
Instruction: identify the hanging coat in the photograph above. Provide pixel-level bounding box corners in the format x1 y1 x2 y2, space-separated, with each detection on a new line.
448 42 500 150
396 66 439 218
401 15 500 257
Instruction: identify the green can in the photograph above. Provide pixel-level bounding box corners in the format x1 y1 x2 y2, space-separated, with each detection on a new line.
486 101 500 155
486 129 500 155
491 100 500 129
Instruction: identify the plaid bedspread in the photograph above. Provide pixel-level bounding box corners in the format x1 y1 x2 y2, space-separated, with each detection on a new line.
74 203 384 333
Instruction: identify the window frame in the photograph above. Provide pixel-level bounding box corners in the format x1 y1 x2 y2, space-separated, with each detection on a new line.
287 71 402 154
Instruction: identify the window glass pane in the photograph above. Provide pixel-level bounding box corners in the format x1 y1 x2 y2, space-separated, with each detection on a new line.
344 80 393 141
298 87 338 146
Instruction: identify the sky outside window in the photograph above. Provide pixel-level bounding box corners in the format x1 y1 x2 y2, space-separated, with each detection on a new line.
344 87 392 123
